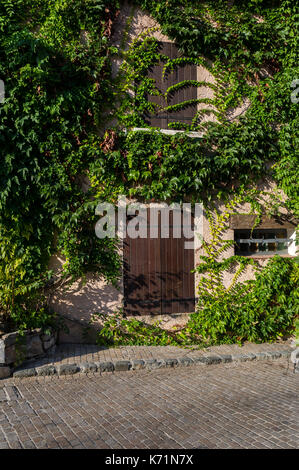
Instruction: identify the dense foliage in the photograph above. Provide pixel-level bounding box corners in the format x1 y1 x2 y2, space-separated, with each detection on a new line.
0 0 121 328
0 0 298 337
189 255 299 344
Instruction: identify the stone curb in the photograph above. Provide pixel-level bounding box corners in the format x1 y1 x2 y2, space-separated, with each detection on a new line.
9 348 293 379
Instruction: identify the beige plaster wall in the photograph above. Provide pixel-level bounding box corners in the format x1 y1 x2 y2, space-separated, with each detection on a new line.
111 1 171 48
48 252 124 342
110 1 172 81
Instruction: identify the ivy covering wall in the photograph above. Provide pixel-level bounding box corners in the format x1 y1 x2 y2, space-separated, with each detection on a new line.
0 0 298 335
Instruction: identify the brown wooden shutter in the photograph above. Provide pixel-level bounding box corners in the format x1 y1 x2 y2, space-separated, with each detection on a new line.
124 209 195 316
144 42 197 129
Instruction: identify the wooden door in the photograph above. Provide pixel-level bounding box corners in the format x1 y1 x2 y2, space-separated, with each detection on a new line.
124 209 195 315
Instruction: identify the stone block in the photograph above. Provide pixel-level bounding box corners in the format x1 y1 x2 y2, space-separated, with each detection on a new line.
1 328 57 368
145 359 165 370
192 357 209 365
205 355 222 365
114 361 131 371
280 350 292 357
0 341 5 363
246 353 257 360
80 362 97 373
270 352 282 360
97 362 114 373
1 332 18 347
220 354 233 363
26 335 44 358
232 353 255 362
13 368 37 378
36 365 57 376
165 358 179 368
178 357 194 366
41 331 53 342
0 366 11 379
57 364 80 375
130 360 145 370
43 337 56 351
1 345 16 365
254 352 268 361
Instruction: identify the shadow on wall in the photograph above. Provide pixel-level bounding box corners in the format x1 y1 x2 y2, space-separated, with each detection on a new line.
48 270 123 343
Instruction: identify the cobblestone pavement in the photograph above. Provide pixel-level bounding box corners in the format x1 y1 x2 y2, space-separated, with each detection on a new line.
0 359 298 449
20 339 293 370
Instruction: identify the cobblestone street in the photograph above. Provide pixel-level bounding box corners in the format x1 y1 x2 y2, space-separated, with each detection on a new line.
0 359 298 449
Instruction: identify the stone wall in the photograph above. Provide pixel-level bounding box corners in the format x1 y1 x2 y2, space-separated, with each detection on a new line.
0 328 56 379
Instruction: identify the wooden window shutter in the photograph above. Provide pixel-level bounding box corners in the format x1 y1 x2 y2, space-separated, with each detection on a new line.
124 209 195 315
144 42 197 129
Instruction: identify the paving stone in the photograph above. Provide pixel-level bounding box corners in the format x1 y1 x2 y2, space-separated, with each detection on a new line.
145 359 165 370
232 353 255 362
192 357 209 365
114 361 131 372
178 357 194 366
130 360 145 370
97 362 114 373
79 363 97 373
13 368 37 378
270 352 282 360
255 352 268 360
205 356 222 365
0 360 297 449
165 358 179 368
280 350 292 358
219 354 233 363
36 365 57 376
57 364 80 375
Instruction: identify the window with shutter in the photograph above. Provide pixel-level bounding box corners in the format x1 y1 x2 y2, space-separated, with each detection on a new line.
142 42 198 129
234 229 291 256
230 215 297 257
124 209 195 315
